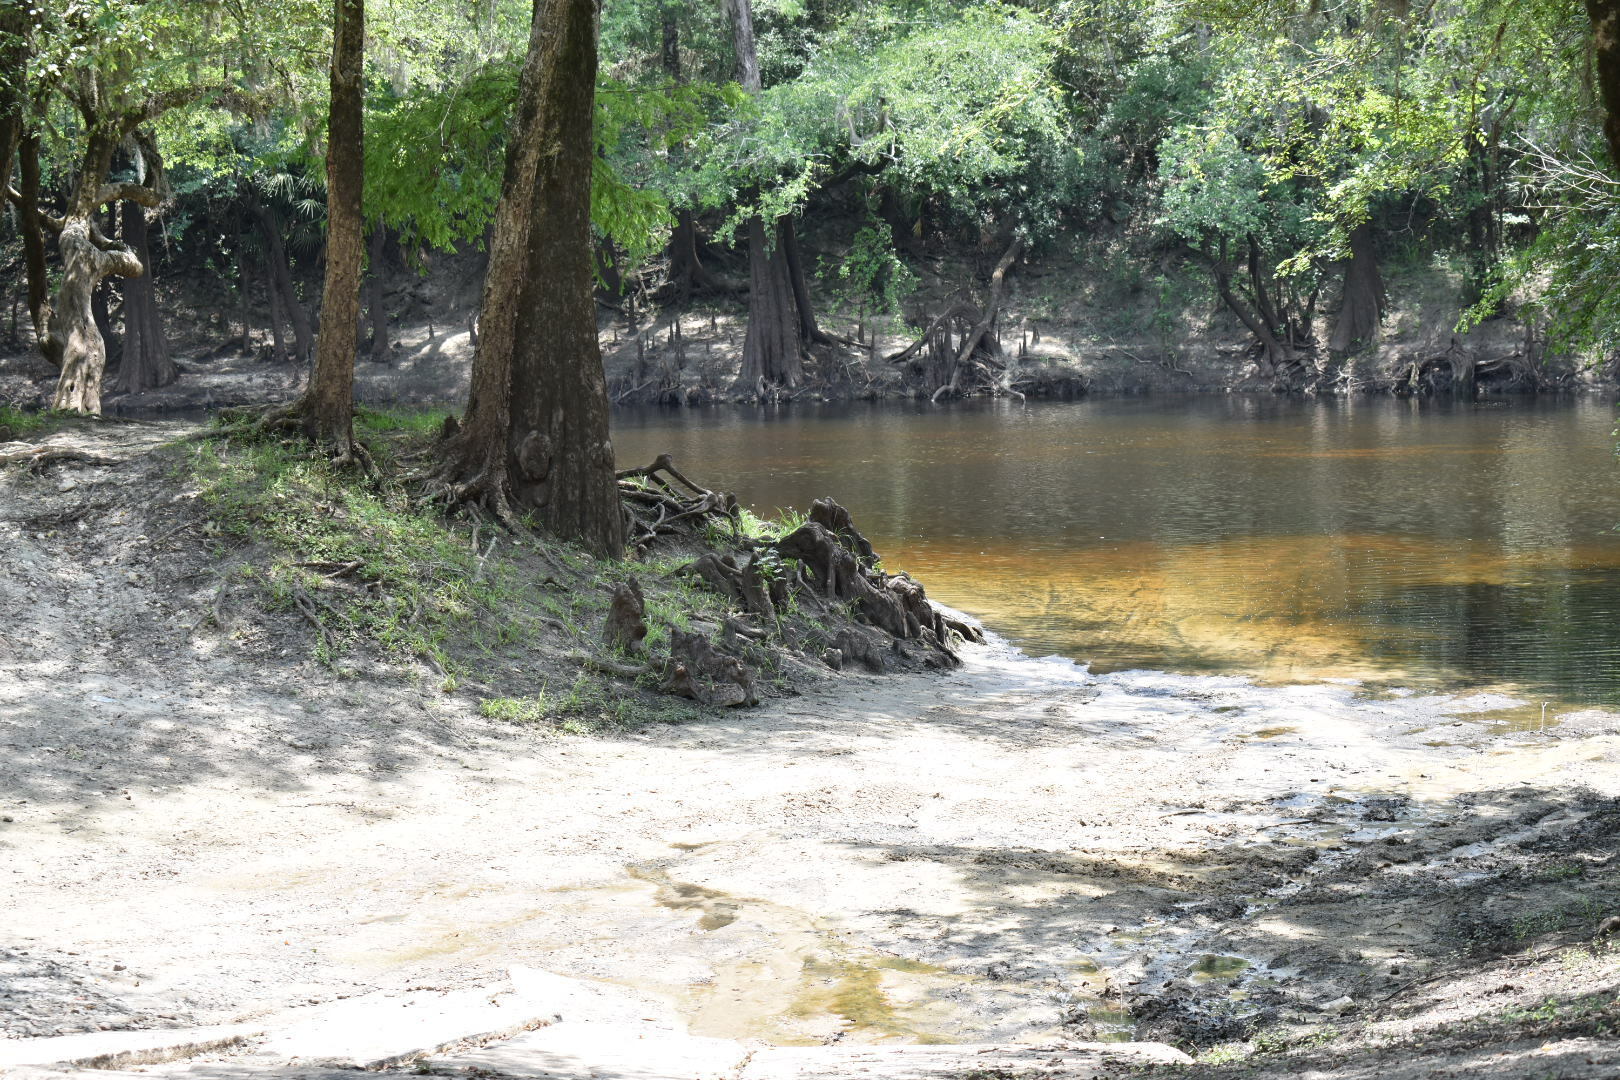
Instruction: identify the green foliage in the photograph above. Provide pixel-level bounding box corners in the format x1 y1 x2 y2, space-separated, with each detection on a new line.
820 219 918 324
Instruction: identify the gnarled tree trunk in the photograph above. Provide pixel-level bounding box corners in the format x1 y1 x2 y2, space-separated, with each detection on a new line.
111 200 177 394
50 218 145 413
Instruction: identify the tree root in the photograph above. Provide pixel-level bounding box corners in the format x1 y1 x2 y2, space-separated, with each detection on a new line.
0 442 118 470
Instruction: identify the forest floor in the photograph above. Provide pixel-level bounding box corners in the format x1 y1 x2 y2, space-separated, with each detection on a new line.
3 420 1620 1079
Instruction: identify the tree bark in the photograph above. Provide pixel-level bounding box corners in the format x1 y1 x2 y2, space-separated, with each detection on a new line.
507 0 625 556
1329 223 1385 355
297 0 365 450
50 218 144 413
111 200 177 393
264 249 289 363
48 122 160 414
1590 0 1620 172
439 0 625 558
365 222 390 362
15 133 56 367
725 0 817 397
255 208 315 364
733 214 803 394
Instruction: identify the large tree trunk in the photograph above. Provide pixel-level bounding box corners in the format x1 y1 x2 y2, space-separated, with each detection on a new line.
50 219 144 413
1590 0 1620 172
16 133 56 367
733 214 803 394
49 125 159 414
507 0 625 556
724 0 818 398
1329 223 1385 355
365 222 390 362
294 0 366 452
111 200 177 394
438 0 625 558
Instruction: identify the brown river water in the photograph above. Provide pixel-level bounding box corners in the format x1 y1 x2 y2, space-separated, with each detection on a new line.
612 395 1620 707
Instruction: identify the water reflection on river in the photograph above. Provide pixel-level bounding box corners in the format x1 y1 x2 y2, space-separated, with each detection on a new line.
612 396 1620 706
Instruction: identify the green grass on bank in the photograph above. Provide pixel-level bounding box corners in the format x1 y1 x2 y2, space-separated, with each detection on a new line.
184 410 788 732
0 405 70 440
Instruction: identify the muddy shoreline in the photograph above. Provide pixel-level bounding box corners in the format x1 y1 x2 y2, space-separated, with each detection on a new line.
3 425 1620 1079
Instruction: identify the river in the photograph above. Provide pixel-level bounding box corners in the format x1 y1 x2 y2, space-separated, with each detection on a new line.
613 395 1620 708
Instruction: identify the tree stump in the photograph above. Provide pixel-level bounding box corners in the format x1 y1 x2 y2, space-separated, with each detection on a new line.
603 577 647 653
661 628 758 707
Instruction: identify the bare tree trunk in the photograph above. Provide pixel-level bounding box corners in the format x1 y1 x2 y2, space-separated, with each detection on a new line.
724 0 816 397
438 0 625 557
1590 0 1620 172
92 279 114 361
733 214 803 394
49 124 159 414
236 225 253 355
15 133 56 367
365 222 390 362
111 200 177 394
50 218 145 413
294 0 366 453
256 209 315 364
264 252 289 363
507 0 625 555
1329 223 1385 355
782 217 830 345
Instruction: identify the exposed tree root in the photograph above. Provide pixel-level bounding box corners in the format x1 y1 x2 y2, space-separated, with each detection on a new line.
887 238 1024 401
0 442 119 470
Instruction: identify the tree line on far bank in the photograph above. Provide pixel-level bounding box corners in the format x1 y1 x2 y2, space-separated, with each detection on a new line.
4 0 1620 551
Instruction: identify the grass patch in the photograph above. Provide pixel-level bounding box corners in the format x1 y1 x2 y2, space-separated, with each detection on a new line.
0 404 66 440
479 674 707 734
189 416 549 675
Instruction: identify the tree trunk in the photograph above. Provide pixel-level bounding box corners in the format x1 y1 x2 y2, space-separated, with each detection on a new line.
1590 0 1620 172
732 214 803 394
237 226 253 355
725 0 817 397
92 279 114 361
507 0 625 556
366 222 390 362
782 216 830 345
294 0 365 450
16 133 56 367
264 251 289 363
256 209 315 364
50 219 144 413
439 0 625 558
111 200 177 394
48 122 160 414
1329 223 1385 355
